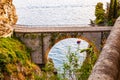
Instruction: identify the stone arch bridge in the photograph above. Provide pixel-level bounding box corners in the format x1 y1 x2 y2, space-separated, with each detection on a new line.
14 26 112 65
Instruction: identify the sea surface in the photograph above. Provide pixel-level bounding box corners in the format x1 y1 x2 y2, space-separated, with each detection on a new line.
13 0 109 26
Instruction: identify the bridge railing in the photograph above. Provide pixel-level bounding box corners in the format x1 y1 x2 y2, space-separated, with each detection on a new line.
14 25 112 33
88 17 120 80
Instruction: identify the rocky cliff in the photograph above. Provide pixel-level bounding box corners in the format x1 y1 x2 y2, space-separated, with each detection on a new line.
0 0 18 37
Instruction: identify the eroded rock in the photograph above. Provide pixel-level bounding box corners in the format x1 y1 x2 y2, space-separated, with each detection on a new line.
0 0 17 37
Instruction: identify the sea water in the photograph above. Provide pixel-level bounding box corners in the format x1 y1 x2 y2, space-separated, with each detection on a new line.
48 38 89 72
13 0 109 26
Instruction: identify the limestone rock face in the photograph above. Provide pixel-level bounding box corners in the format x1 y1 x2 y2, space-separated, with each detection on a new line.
0 0 18 37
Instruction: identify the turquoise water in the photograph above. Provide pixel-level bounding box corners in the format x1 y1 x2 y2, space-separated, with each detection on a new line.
48 38 89 71
13 0 109 26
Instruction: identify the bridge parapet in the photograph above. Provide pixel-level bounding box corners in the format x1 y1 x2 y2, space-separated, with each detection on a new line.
14 26 111 64
89 17 120 80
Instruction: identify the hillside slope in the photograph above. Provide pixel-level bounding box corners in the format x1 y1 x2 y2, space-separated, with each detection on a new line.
0 38 41 80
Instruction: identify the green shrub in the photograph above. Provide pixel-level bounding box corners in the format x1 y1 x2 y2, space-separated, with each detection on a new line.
95 2 105 25
0 38 41 80
95 0 120 26
59 41 98 80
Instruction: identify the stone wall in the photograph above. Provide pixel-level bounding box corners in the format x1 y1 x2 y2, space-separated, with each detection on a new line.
14 31 109 64
15 33 43 64
0 0 17 37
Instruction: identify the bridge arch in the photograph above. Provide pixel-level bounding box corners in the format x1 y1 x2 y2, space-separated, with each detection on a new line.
44 36 99 77
44 35 99 64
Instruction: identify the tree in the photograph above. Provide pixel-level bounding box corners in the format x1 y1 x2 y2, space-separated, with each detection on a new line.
95 2 105 25
107 0 119 25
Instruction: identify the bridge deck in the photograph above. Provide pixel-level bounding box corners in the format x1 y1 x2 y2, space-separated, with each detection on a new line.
14 25 112 33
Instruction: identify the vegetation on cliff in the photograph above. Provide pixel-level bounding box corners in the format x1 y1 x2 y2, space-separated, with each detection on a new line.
95 2 105 25
0 38 41 80
58 40 98 80
94 0 120 26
